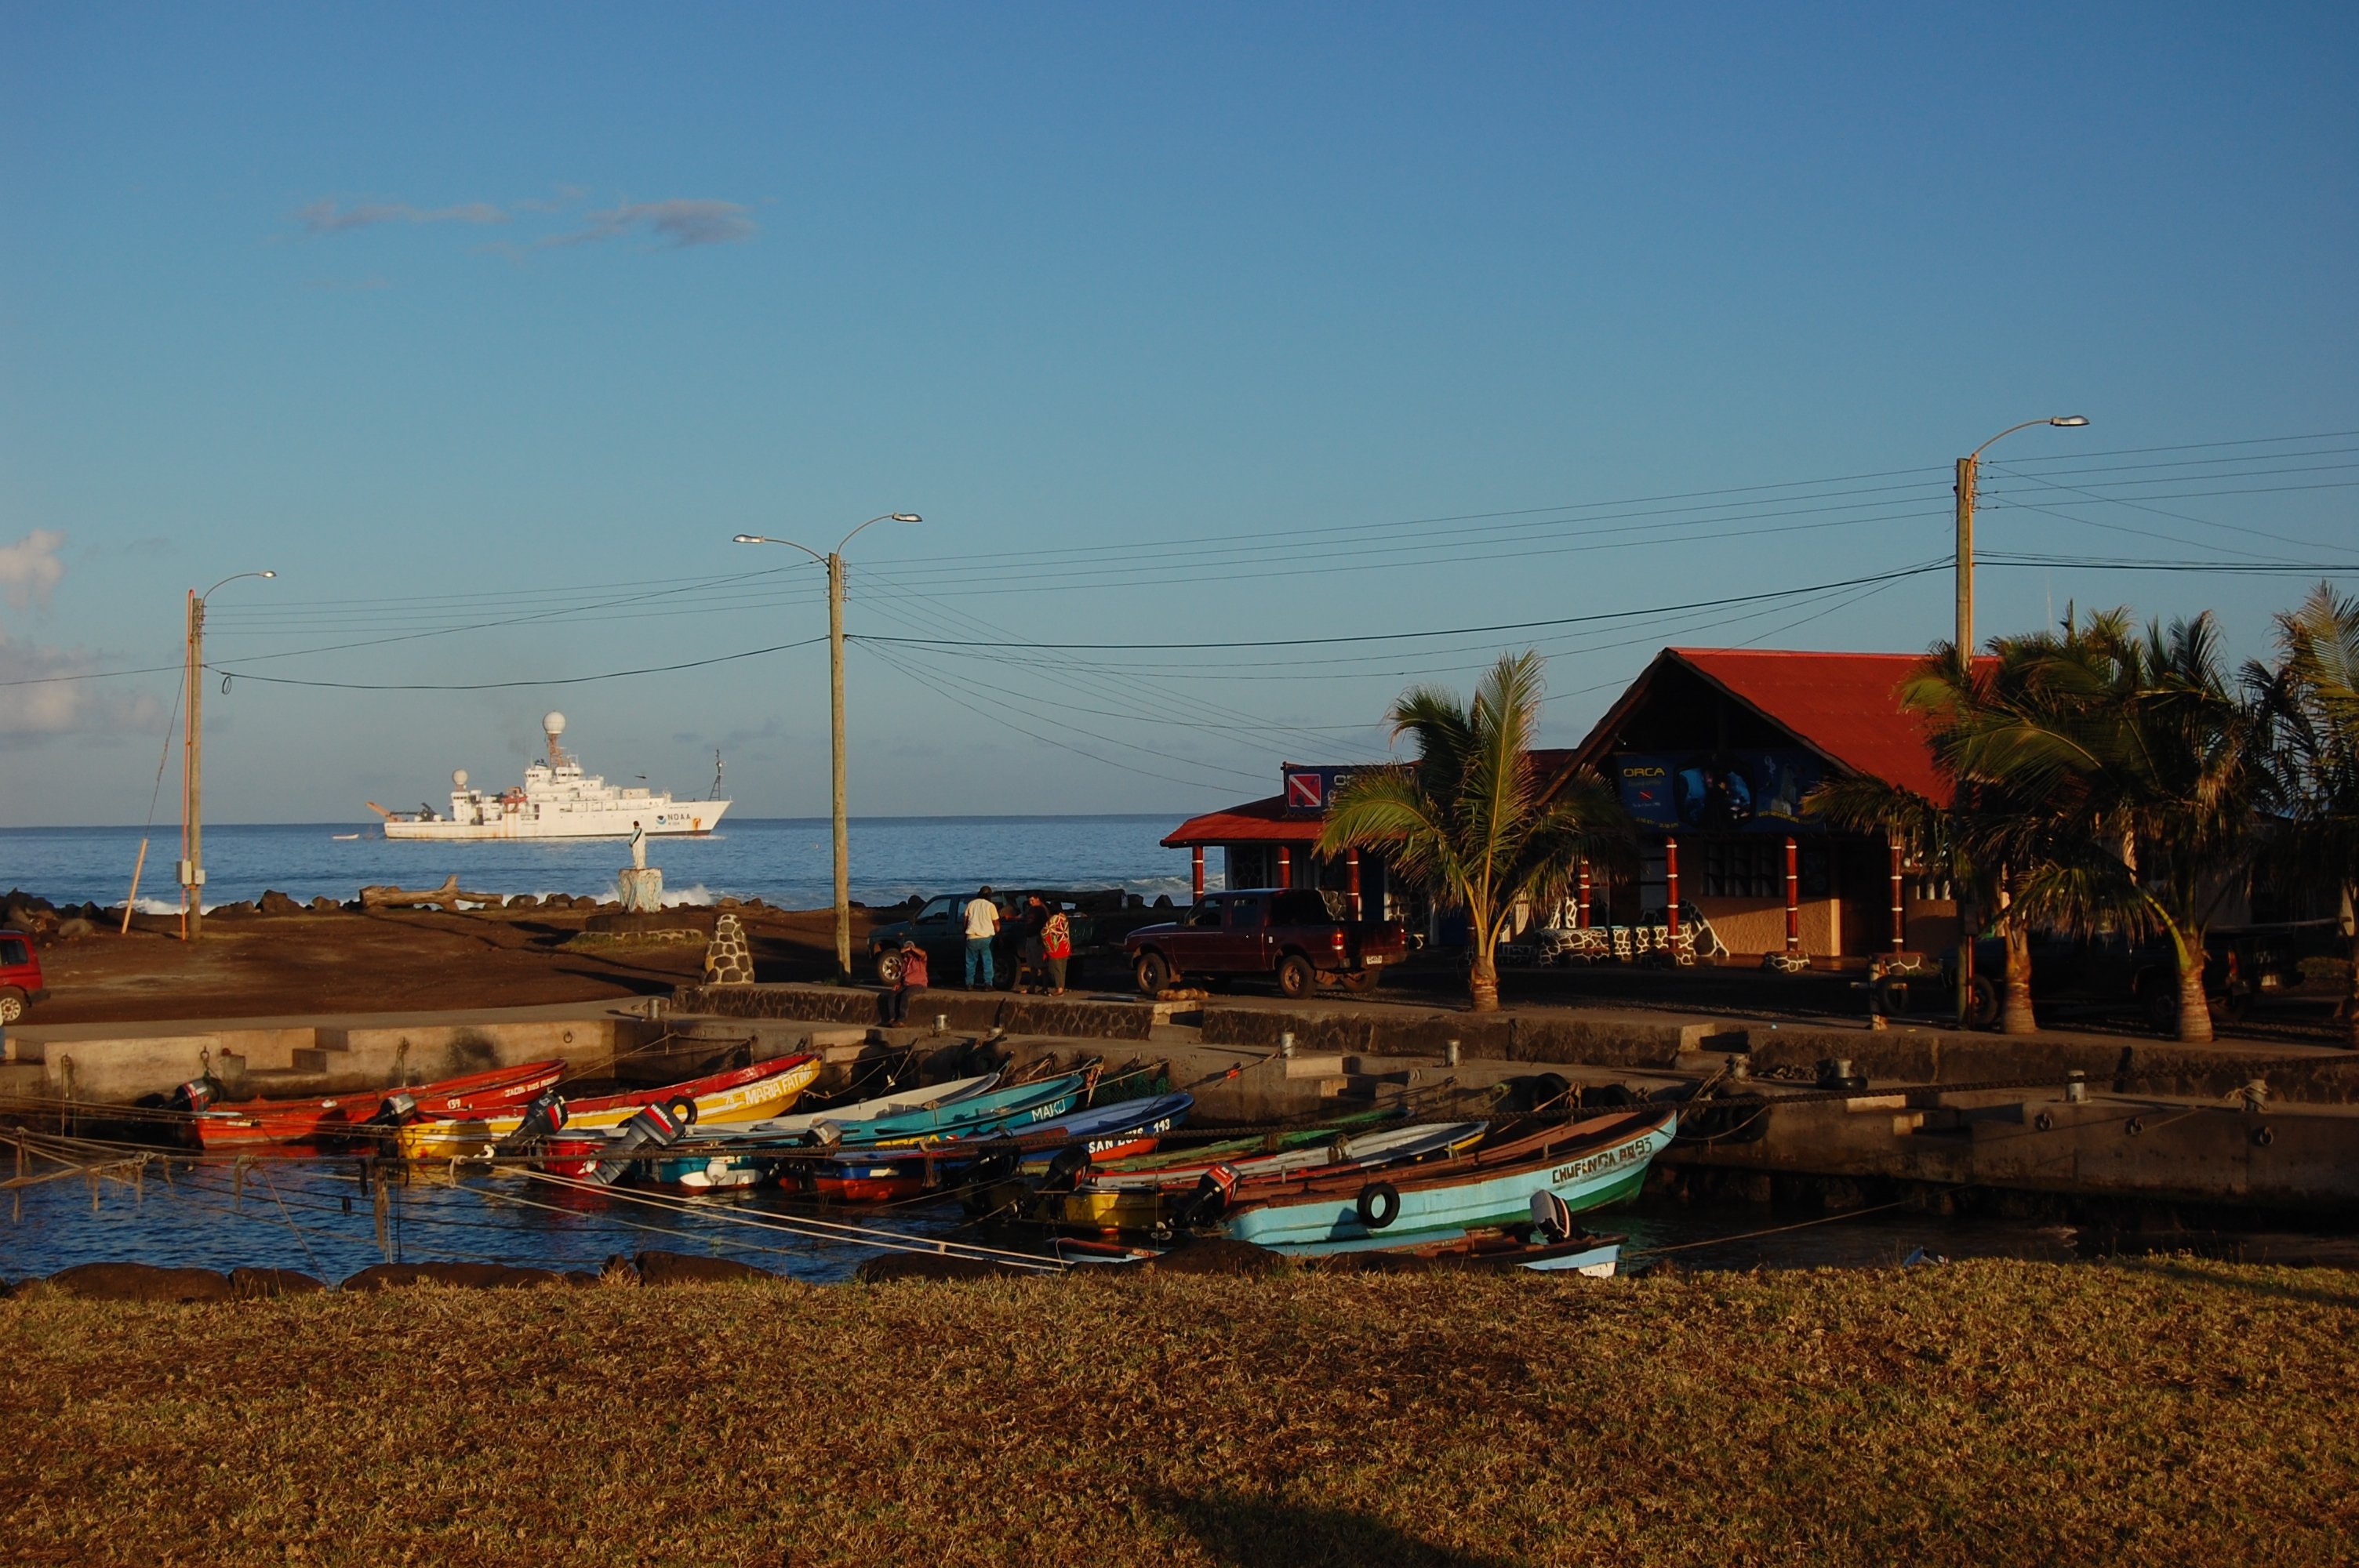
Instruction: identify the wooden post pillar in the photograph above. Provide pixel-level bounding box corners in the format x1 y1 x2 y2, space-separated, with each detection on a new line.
1784 836 1801 954
1278 845 1292 890
1663 838 1681 941
1576 861 1591 929
1888 839 1906 952
1346 848 1361 920
1190 846 1205 902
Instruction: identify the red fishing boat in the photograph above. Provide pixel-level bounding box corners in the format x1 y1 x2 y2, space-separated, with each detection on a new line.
190 1059 566 1151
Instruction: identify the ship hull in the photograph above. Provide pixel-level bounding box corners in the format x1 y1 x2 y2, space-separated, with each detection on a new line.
383 800 730 840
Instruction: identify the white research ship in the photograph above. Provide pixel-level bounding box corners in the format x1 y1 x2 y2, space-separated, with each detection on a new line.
369 713 730 841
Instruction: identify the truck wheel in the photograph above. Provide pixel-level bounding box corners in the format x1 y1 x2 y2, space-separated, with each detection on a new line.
2140 976 2179 1032
1337 968 1379 994
1963 976 2001 1029
0 986 23 1024
872 949 903 986
1276 954 1314 999
1134 952 1173 996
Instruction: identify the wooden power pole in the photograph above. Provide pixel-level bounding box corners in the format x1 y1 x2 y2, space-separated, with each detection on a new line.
182 590 206 941
827 550 852 980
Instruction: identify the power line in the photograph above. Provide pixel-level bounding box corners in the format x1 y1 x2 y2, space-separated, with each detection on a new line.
848 562 1954 652
205 635 827 691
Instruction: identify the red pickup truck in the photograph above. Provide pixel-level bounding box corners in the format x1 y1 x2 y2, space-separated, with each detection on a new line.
1123 889 1408 998
1 929 47 1023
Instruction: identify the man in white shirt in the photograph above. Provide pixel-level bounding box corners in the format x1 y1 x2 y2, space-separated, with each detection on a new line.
962 886 1001 989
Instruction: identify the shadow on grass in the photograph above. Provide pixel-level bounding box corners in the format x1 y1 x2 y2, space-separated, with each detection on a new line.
2117 1256 2359 1311
1151 1489 1511 1568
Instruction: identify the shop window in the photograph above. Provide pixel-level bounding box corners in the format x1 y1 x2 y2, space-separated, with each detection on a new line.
1701 842 1779 898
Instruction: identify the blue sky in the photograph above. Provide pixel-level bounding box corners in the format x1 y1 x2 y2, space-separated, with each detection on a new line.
2 3 2354 826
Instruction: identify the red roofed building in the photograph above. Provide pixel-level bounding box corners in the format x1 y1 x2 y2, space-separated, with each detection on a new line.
1161 649 1962 966
1561 648 1962 964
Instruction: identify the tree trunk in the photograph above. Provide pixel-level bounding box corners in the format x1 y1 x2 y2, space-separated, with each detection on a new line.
2176 944 2214 1045
2001 922 2037 1035
1468 946 1500 1012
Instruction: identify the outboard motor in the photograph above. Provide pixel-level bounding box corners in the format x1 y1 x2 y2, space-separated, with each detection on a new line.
1530 1189 1583 1244
1040 1142 1093 1195
590 1098 696 1186
799 1119 845 1150
493 1090 569 1155
169 1076 223 1116
1175 1162 1241 1230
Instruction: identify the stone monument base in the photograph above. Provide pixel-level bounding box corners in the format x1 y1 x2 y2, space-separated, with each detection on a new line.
618 866 664 914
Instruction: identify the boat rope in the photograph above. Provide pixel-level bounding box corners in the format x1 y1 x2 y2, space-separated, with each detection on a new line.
1620 1199 1914 1260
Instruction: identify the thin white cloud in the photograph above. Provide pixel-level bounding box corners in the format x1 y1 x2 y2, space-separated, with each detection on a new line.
543 199 757 249
0 529 65 611
297 198 508 234
0 533 164 739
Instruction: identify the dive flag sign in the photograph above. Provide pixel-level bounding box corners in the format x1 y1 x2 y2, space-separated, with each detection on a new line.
1287 770 1326 811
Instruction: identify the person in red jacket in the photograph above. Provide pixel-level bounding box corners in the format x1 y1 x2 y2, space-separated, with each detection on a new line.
884 939 929 1026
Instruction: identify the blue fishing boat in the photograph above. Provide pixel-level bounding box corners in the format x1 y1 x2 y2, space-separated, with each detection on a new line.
646 1073 1003 1191
801 1093 1194 1202
1220 1109 1674 1252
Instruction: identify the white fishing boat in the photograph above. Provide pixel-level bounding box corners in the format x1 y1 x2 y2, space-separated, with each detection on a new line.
368 713 729 841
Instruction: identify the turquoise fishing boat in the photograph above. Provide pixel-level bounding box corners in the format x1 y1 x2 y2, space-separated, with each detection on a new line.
1221 1109 1674 1252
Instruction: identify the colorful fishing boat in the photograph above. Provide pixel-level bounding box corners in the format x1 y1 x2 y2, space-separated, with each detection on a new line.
396 1055 820 1160
1028 1119 1492 1232
190 1060 566 1150
1218 1109 1674 1252
801 1093 1194 1203
645 1073 1005 1191
798 1072 1091 1149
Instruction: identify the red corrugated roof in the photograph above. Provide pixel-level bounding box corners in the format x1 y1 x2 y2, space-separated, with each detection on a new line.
1165 749 1584 847
1568 648 1961 805
1162 794 1324 847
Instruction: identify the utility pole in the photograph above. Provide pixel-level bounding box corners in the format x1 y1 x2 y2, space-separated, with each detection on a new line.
1948 417 2087 1024
734 516 921 982
827 550 851 979
180 571 276 942
181 590 204 941
1954 455 1977 660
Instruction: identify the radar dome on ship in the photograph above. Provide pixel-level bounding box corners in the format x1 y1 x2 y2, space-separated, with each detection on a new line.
543 712 566 736
453 769 469 788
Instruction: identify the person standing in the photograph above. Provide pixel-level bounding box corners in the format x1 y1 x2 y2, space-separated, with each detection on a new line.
1011 893 1049 993
962 886 1001 989
884 938 929 1026
1041 903 1073 996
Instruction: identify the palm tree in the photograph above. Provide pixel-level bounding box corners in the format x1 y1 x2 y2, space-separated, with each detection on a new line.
2252 583 2359 1047
1808 643 2048 1035
1945 609 2263 1044
1316 650 1631 1012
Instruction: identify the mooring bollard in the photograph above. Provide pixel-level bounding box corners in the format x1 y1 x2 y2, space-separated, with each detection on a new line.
1445 1037 1461 1067
1280 1030 1296 1059
932 1013 947 1036
2065 1070 2087 1104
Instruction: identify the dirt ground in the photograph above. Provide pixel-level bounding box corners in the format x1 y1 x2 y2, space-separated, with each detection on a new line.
16 905 880 1023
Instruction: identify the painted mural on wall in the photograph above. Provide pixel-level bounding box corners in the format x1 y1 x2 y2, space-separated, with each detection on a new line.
1612 751 1827 833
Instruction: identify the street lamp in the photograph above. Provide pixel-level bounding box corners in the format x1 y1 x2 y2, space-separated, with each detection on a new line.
183 570 277 940
736 515 922 978
1955 416 2088 657
1949 416 2085 1025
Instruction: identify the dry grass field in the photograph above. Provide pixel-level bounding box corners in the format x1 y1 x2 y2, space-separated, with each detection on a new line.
2 1258 2354 1566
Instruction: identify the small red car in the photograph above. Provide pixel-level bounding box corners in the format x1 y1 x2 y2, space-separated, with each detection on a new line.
0 930 46 1023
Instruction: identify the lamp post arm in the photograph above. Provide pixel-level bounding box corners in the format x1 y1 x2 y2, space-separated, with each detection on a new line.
1968 418 2074 463
834 514 903 554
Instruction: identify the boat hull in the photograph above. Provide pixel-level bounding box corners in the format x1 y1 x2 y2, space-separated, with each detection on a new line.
192 1061 565 1150
399 1056 819 1160
383 800 729 840
1225 1113 1674 1250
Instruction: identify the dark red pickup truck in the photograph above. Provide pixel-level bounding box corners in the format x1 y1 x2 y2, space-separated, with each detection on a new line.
1122 888 1408 998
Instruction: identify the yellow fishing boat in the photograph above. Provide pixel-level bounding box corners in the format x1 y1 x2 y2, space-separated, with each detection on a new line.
394 1054 820 1160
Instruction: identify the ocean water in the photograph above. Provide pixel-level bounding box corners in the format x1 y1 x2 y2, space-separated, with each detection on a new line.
0 815 1212 913
0 1158 2083 1286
